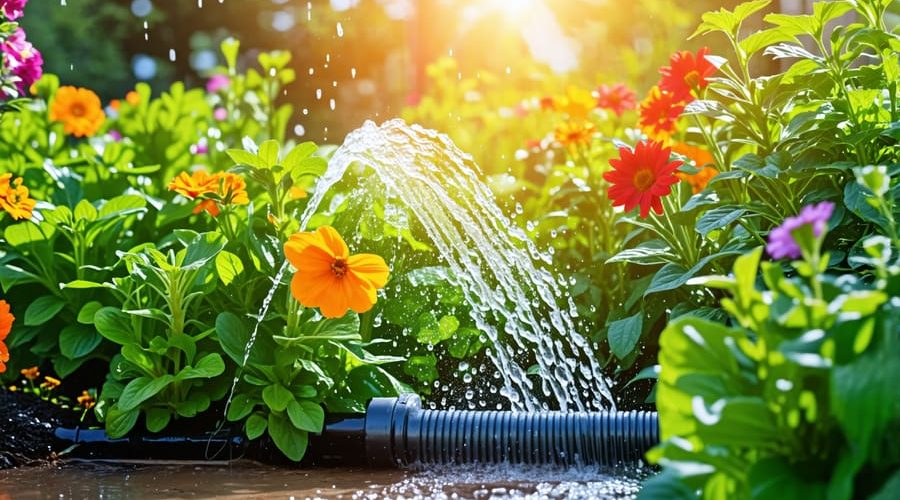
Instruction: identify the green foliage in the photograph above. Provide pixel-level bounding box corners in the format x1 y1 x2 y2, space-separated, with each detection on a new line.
646 231 899 498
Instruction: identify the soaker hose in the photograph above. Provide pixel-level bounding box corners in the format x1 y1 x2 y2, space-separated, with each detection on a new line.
54 394 659 468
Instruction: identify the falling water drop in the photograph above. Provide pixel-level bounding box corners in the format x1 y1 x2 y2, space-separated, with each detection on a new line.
336 22 344 37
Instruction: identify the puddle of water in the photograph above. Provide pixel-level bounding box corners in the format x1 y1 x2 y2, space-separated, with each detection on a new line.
0 461 644 499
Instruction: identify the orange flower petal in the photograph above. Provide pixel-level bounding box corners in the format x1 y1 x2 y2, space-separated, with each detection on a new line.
347 253 390 288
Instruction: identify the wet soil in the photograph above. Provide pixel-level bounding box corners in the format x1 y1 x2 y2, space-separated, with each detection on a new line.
0 461 645 499
0 391 79 469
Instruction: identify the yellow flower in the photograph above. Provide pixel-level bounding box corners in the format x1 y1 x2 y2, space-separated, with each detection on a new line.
554 121 596 149
77 390 96 409
284 226 390 319
0 173 36 220
554 86 595 121
41 376 61 390
289 186 308 200
49 86 106 137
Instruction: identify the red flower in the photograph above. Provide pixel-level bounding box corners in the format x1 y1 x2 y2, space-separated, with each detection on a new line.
594 83 637 117
659 47 717 102
603 141 682 218
639 86 684 141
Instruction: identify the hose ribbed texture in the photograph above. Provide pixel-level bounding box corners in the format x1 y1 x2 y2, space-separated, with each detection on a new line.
395 409 658 467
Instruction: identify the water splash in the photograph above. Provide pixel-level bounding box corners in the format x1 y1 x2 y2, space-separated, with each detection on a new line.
300 120 614 412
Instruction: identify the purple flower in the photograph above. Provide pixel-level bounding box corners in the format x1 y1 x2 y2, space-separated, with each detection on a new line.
206 74 230 94
108 130 123 142
2 28 42 95
0 0 27 21
766 201 835 260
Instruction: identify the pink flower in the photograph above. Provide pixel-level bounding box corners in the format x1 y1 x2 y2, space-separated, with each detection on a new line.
213 107 227 121
108 130 123 142
1 28 42 95
0 0 27 21
766 202 835 260
594 83 637 117
206 74 230 94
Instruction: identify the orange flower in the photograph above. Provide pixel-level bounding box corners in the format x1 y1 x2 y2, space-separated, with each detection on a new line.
554 121 595 149
125 91 141 106
49 86 106 137
20 366 39 381
289 186 308 200
660 47 717 102
41 376 61 390
603 141 682 218
77 390 96 409
0 173 36 220
168 170 219 199
671 142 718 194
217 173 249 206
0 300 13 374
639 86 684 142
109 99 121 111
168 170 248 216
284 226 390 318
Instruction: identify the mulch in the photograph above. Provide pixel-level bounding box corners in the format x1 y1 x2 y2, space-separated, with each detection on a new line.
0 390 79 469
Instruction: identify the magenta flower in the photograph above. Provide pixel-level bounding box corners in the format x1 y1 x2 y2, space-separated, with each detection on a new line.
2 28 43 95
213 107 227 121
206 74 230 94
766 201 835 260
0 0 27 21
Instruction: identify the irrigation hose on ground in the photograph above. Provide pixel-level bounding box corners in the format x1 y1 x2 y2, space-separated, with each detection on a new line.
55 393 659 468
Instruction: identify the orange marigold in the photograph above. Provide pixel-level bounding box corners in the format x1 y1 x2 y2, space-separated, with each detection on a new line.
168 170 248 217
554 86 596 121
125 90 141 106
49 86 106 138
639 86 684 142
554 121 596 149
284 226 390 319
0 173 36 220
20 366 39 381
0 300 12 374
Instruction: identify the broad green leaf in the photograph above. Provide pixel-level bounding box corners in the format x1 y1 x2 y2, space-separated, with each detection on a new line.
282 142 317 169
105 405 140 438
608 313 644 360
177 353 226 380
216 312 249 365
95 307 135 345
226 149 267 169
227 394 257 422
74 199 98 221
63 280 106 289
145 408 171 433
257 140 280 167
59 324 102 359
4 221 51 248
98 195 147 220
262 384 294 412
245 414 267 440
24 295 66 326
286 399 325 433
181 232 225 269
696 206 747 237
174 394 211 417
118 375 175 412
121 345 156 374
268 413 308 461
607 241 676 266
215 250 244 286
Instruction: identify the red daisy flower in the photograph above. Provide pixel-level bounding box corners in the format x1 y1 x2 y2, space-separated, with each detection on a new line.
659 47 717 102
603 141 682 218
639 86 685 141
594 83 637 117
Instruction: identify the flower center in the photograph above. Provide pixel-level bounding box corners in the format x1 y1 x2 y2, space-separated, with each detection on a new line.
684 70 701 88
70 103 86 117
633 168 656 192
331 258 349 278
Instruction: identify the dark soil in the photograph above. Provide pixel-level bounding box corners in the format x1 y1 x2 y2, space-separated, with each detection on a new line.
0 390 79 469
